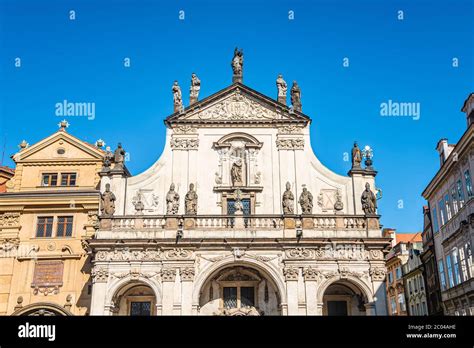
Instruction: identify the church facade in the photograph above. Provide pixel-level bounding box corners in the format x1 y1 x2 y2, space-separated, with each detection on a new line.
88 51 390 316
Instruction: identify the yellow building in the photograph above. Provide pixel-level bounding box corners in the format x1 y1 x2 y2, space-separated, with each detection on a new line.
0 121 105 315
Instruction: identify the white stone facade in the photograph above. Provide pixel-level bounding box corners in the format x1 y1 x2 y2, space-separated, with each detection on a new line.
89 81 389 316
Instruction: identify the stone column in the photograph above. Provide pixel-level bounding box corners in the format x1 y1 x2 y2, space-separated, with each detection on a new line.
365 302 376 316
90 267 109 315
180 267 195 315
303 268 319 315
283 267 299 315
161 268 176 315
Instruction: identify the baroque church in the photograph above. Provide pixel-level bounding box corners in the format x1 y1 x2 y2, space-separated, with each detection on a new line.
89 49 390 316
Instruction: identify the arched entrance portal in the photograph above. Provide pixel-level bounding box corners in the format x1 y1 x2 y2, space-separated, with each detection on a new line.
12 303 72 316
112 283 157 316
322 280 369 316
199 265 281 316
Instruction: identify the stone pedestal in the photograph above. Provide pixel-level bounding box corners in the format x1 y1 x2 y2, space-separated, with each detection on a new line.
234 211 245 229
184 218 196 229
166 217 178 229
190 96 198 105
278 96 286 105
284 217 295 229
232 75 242 84
302 217 314 229
100 218 112 230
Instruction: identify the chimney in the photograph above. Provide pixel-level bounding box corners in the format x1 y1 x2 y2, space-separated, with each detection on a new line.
436 139 454 167
382 228 397 247
461 93 474 128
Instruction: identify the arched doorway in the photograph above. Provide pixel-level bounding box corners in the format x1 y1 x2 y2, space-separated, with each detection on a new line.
12 303 72 316
112 283 157 316
322 280 369 316
198 265 281 316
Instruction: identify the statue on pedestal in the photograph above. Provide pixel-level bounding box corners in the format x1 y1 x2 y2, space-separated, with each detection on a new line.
100 183 116 217
113 143 125 170
282 182 295 214
231 48 244 83
276 74 287 104
361 182 377 215
190 73 201 104
185 183 198 215
172 81 183 112
351 142 362 169
166 183 180 214
290 81 302 112
299 187 313 214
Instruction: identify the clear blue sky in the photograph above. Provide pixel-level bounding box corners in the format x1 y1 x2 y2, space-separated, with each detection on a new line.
0 0 473 232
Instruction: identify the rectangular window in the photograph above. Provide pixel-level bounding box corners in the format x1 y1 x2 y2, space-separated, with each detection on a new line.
444 194 452 220
431 206 439 233
395 267 402 280
438 199 445 225
457 180 465 208
446 255 454 288
398 293 406 312
451 185 458 215
452 249 461 285
388 272 393 284
130 302 151 316
465 170 473 198
465 243 473 279
459 247 468 282
223 287 237 309
36 217 54 237
56 216 73 237
41 173 58 187
60 173 77 186
390 297 397 314
240 287 255 308
438 260 447 291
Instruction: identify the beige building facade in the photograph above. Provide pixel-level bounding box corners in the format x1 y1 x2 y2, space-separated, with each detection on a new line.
0 122 104 316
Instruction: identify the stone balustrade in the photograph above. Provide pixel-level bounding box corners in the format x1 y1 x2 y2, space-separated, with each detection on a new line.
102 214 377 232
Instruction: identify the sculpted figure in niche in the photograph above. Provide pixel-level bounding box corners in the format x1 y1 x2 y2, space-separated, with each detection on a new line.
113 143 125 170
352 142 362 168
282 182 295 214
231 159 243 186
166 183 180 214
299 187 313 214
361 182 377 215
100 183 116 217
185 183 198 215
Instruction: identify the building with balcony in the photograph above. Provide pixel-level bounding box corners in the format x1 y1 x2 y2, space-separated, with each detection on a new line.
0 122 105 316
422 93 474 316
88 53 391 316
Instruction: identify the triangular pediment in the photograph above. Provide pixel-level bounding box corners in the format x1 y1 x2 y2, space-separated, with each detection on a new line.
165 83 311 126
13 130 105 163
